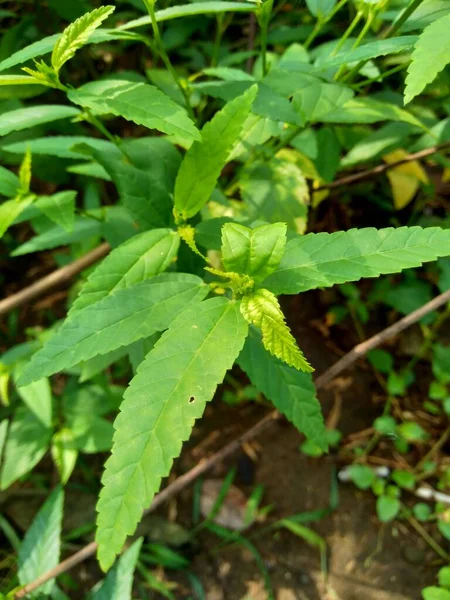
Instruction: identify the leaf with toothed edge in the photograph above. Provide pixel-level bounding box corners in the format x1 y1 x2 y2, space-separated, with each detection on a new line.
96 297 248 570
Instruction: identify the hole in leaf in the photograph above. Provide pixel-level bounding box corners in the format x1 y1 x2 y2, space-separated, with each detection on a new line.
189 396 195 403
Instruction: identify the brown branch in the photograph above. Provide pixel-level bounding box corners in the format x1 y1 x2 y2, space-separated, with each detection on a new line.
14 286 450 598
0 243 110 318
316 141 450 192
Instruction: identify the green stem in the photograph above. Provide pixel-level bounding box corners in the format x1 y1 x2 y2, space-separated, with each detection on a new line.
352 63 407 90
405 510 450 562
83 109 129 159
331 10 363 58
335 12 373 81
142 0 195 121
211 14 224 67
304 0 350 49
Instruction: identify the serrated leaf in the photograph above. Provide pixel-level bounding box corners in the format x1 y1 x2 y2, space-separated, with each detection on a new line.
70 229 180 315
18 487 63 598
0 196 33 238
238 327 326 450
221 222 287 282
0 105 80 136
264 227 450 295
0 406 52 489
36 190 76 231
18 273 208 386
239 156 309 234
51 6 115 73
68 80 200 141
11 214 103 256
292 81 353 124
3 136 114 159
96 298 248 570
0 165 20 198
174 85 257 221
405 13 450 104
323 97 423 127
18 148 32 196
81 138 180 230
0 34 60 72
91 537 143 600
240 289 313 372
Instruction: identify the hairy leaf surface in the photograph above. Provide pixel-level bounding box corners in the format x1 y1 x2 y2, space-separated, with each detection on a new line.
51 6 115 73
238 327 326 450
174 85 257 221
19 274 208 386
240 289 313 372
96 298 248 570
18 487 63 598
264 227 450 294
70 229 180 315
221 222 287 282
405 13 450 104
68 80 200 140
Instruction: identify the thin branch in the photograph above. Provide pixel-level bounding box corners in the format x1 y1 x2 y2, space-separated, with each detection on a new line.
0 243 110 318
316 141 450 192
14 286 450 598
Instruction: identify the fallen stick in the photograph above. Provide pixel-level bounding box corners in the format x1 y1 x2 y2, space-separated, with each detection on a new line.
14 286 450 598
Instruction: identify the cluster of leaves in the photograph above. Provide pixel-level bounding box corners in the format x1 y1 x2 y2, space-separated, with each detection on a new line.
0 0 450 595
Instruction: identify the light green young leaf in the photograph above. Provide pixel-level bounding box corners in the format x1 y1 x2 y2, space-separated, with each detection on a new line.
305 0 336 18
0 406 52 489
91 538 143 600
238 327 326 450
11 215 103 256
0 165 20 198
120 1 257 30
18 487 63 598
51 429 78 484
422 587 450 600
51 6 115 73
174 85 257 221
68 80 200 141
0 105 80 136
0 75 45 86
264 227 450 295
405 13 450 104
240 289 313 372
16 378 53 428
221 222 287 282
18 273 208 386
323 97 423 127
36 190 76 231
0 196 33 238
96 298 248 570
18 148 32 196
70 229 180 315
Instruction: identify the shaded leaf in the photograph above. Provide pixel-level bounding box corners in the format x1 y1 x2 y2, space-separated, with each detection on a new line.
0 105 80 136
91 538 143 600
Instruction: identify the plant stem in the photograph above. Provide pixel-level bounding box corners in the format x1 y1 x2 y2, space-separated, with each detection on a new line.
258 1 273 76
416 426 450 473
352 63 407 90
211 14 224 67
331 10 363 58
304 0 350 49
142 0 195 121
83 109 129 159
405 510 450 562
335 12 373 81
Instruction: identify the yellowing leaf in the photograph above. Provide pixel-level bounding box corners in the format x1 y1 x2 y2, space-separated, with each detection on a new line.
383 149 429 210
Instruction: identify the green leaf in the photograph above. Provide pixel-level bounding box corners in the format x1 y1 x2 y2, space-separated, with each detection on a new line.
36 190 76 231
174 85 257 221
240 289 313 372
81 138 180 230
4 136 114 159
18 273 208 386
433 344 450 384
0 165 19 198
0 74 44 86
423 588 450 600
376 495 400 522
391 470 416 490
0 105 80 136
405 13 450 104
221 222 287 282
397 421 429 442
322 97 423 127
239 156 309 234
51 6 115 73
0 420 8 462
51 429 78 484
18 487 63 598
11 215 103 256
70 415 114 454
305 0 336 18
18 148 32 196
70 229 180 315
348 464 375 490
0 406 52 489
438 566 450 588
292 81 353 124
0 34 60 72
67 80 200 141
91 538 143 600
0 196 33 238
413 503 432 521
16 377 53 428
238 327 326 450
96 298 248 570
120 1 257 30
264 227 450 295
